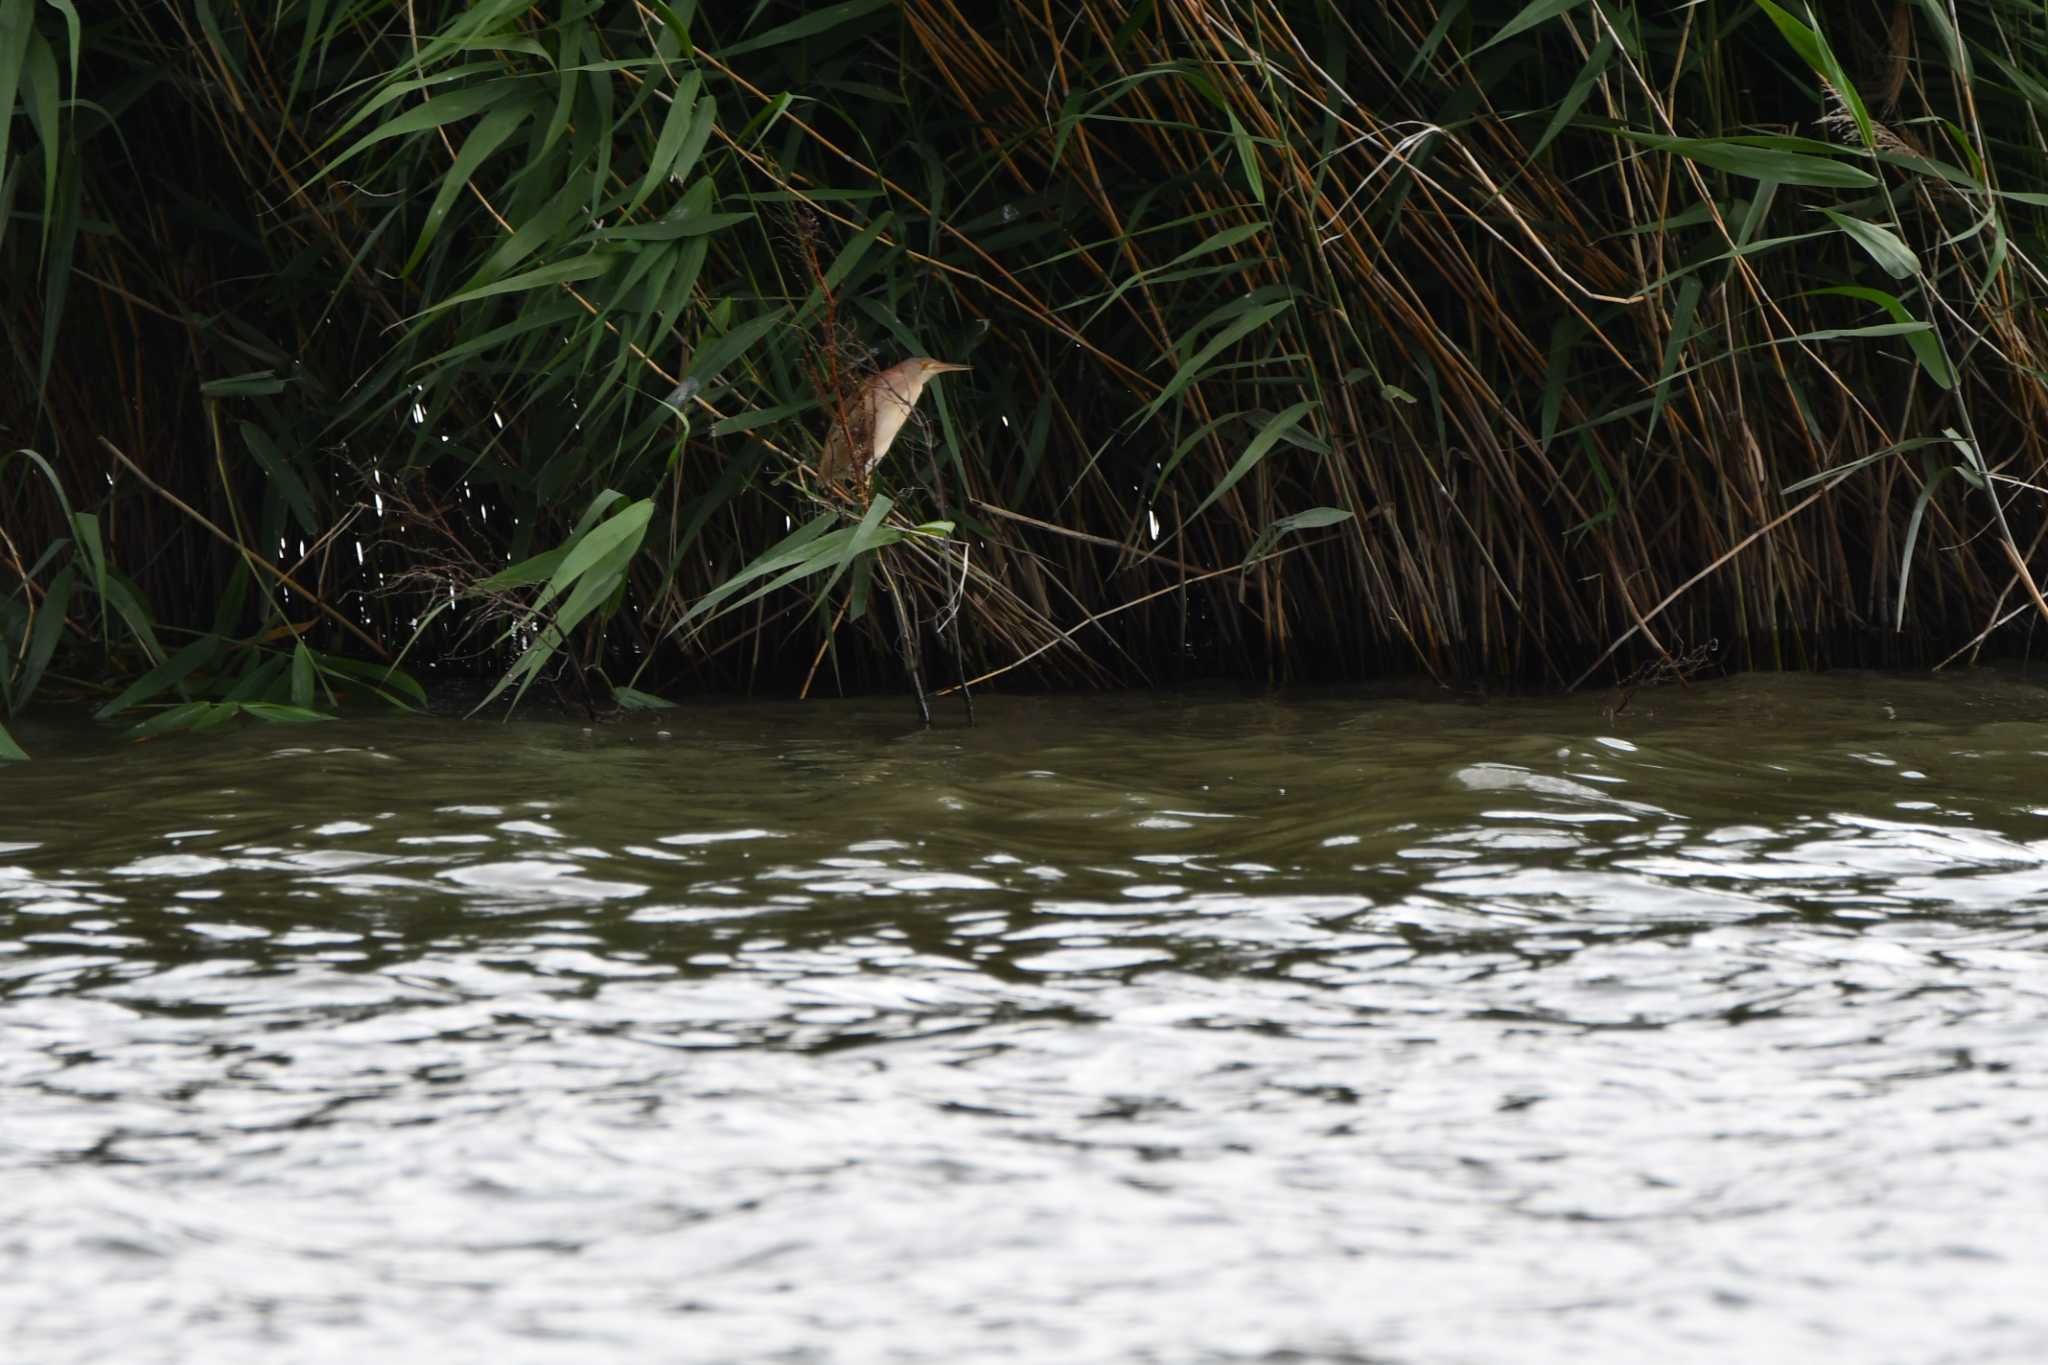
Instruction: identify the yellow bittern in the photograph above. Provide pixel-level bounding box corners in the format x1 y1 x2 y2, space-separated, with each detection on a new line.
817 357 970 489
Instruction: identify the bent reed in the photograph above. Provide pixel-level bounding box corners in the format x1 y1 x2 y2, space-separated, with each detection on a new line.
5 1 2048 753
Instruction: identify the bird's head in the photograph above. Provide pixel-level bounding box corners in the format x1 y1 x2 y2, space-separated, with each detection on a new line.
871 357 971 408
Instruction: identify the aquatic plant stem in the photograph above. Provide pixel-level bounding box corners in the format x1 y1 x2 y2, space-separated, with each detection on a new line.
878 555 930 725
98 439 393 663
938 536 1337 694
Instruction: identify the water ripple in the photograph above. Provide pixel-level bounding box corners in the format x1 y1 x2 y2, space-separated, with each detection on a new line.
3 674 2047 1362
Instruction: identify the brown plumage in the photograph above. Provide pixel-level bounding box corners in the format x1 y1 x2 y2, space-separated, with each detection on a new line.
817 357 971 487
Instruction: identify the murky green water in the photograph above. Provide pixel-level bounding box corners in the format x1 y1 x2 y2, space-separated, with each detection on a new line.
4 672 2047 1363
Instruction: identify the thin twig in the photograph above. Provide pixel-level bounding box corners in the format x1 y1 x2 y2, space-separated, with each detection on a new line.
99 439 393 662
936 535 1337 694
1568 488 1826 693
800 595 851 700
969 497 1218 575
879 555 930 725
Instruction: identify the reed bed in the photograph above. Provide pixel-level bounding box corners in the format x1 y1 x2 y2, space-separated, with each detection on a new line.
6 1 2048 754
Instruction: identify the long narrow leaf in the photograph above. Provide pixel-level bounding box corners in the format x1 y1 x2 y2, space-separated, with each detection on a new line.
1189 400 1319 523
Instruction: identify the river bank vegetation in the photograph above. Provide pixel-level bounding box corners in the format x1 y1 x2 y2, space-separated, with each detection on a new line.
6 0 2048 755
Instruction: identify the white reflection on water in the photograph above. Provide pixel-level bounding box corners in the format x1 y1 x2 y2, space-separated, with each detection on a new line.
3 675 2048 1363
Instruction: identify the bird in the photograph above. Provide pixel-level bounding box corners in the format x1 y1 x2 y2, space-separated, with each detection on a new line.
817 357 971 490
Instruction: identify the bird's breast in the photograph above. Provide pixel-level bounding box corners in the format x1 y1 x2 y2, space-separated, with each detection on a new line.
867 398 915 464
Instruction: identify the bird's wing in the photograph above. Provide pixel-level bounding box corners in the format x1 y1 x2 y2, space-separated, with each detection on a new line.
818 392 872 483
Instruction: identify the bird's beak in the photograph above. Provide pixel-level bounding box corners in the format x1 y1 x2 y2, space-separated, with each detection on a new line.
927 361 972 374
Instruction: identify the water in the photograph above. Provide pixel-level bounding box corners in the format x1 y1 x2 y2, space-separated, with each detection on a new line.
3 672 2047 1363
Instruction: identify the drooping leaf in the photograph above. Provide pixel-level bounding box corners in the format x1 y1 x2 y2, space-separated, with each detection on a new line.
611 686 675 709
627 78 711 216
1531 30 1614 160
1137 295 1295 425
1476 0 1591 55
1617 131 1878 187
1805 285 1954 389
413 253 617 319
1189 400 1319 523
1821 209 1918 279
290 640 316 710
407 96 535 272
1897 466 1952 630
1648 276 1702 443
1241 505 1355 566
94 635 223 719
16 564 73 708
1755 1 1874 149
721 0 893 57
